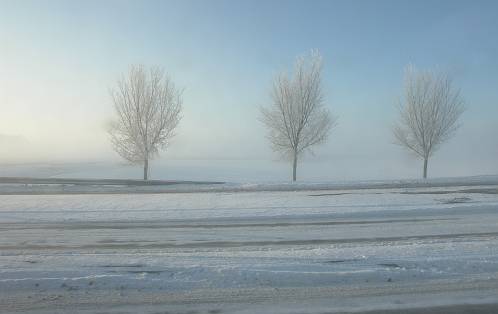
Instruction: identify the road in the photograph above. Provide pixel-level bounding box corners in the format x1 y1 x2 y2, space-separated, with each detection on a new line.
1 183 498 313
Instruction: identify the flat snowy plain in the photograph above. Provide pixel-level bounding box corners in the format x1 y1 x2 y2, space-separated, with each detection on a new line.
1 177 498 313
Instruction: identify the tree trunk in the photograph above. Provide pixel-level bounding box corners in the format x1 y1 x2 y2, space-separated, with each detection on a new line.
292 151 297 182
143 158 149 180
423 157 428 179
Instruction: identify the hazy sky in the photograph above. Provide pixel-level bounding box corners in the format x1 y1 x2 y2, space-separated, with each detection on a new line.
1 0 497 181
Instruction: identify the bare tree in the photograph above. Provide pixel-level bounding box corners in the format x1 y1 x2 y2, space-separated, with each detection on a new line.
109 65 182 180
260 51 336 181
393 65 465 179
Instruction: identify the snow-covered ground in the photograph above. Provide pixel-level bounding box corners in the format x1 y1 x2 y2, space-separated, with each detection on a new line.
1 179 498 313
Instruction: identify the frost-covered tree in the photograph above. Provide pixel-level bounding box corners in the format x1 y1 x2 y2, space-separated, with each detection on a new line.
261 51 336 181
109 65 182 180
393 65 465 179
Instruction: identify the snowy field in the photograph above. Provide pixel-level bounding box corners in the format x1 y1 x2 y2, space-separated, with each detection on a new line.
1 177 498 313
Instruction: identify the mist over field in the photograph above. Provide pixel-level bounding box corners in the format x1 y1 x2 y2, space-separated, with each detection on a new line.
0 157 496 182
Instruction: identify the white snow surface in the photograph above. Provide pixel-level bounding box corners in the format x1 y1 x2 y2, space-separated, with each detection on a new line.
1 178 498 313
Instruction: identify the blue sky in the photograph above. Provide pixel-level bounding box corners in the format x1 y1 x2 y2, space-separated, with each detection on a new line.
1 0 497 180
